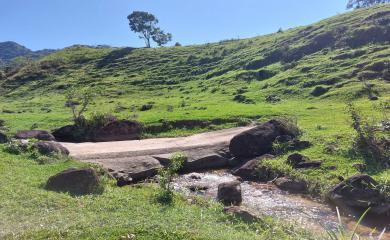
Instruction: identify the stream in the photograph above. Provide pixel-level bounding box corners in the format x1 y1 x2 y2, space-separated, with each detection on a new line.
172 171 390 238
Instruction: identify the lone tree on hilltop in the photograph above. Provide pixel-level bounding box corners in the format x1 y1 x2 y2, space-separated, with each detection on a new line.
127 11 172 48
347 0 389 9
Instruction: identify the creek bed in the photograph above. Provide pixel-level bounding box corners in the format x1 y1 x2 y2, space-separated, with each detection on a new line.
172 171 390 237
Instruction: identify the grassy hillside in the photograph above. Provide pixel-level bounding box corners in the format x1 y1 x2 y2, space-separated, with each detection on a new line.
0 6 389 238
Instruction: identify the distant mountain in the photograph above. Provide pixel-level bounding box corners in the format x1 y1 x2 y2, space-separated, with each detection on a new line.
0 41 56 66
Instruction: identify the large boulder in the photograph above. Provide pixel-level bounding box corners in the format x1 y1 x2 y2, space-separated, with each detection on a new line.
91 120 142 142
232 154 276 181
274 177 307 193
33 141 69 156
53 120 142 142
0 132 8 143
102 156 163 186
46 168 101 195
328 174 390 216
15 130 55 141
217 180 242 206
153 149 229 173
229 119 300 158
52 125 80 142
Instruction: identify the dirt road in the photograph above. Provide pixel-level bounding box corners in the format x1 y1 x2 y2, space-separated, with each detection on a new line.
61 126 254 160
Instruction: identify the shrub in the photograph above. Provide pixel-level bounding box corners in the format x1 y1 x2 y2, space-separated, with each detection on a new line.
233 94 255 104
4 140 31 155
311 86 329 96
156 153 186 204
265 94 281 103
275 116 302 137
140 104 153 111
65 87 99 126
347 103 389 168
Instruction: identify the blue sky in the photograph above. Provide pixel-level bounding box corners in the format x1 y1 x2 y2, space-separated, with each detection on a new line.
0 0 348 50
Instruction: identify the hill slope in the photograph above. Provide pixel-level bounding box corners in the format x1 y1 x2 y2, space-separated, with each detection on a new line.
1 6 389 112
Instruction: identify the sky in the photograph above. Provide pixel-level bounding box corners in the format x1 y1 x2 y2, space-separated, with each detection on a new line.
0 0 348 51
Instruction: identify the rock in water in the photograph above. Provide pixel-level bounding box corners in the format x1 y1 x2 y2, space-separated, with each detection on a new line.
328 174 390 216
33 141 70 156
46 168 101 195
217 180 242 206
15 130 55 141
229 119 299 158
232 154 275 181
274 177 307 193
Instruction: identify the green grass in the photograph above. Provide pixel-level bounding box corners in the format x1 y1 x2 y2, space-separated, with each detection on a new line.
0 149 314 239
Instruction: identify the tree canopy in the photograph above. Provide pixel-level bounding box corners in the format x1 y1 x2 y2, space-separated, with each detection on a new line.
347 0 389 9
127 11 172 48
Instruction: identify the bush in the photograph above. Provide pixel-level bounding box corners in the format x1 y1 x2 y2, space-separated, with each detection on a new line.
156 153 186 205
311 86 329 96
140 104 153 111
4 140 31 155
347 103 389 168
233 94 255 104
65 87 100 126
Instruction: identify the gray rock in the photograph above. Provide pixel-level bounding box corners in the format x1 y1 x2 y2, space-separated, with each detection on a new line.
46 168 101 195
33 141 69 156
274 177 307 193
153 149 229 173
328 174 390 216
100 156 163 184
232 154 275 181
229 119 300 158
15 130 55 141
217 180 242 206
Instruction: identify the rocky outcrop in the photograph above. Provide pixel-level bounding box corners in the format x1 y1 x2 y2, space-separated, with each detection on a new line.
91 120 142 142
153 149 229 173
274 177 307 193
15 130 55 141
45 168 101 195
328 174 390 216
232 154 276 181
217 180 242 206
52 120 142 142
33 141 69 156
229 119 300 158
104 156 163 186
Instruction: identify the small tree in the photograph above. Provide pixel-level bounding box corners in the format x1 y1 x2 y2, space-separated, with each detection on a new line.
347 0 389 9
156 153 186 204
65 88 96 126
127 11 172 48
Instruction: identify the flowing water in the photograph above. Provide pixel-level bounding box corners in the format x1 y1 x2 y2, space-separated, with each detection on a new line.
172 171 390 238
